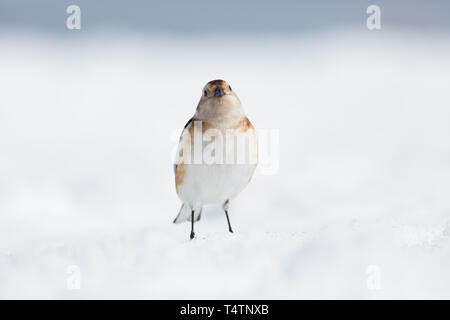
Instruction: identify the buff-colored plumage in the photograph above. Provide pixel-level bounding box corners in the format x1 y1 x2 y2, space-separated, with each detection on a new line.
173 80 257 239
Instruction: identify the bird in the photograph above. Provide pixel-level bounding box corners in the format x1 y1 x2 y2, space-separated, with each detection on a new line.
173 79 258 239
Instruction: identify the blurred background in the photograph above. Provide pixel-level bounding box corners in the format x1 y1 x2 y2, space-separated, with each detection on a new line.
0 0 450 299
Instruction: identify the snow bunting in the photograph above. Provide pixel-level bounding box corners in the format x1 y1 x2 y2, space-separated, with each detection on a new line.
173 80 258 239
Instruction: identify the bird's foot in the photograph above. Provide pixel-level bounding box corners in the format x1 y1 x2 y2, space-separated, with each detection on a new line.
190 231 195 240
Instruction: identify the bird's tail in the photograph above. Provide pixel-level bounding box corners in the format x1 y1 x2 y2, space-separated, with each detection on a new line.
173 203 202 224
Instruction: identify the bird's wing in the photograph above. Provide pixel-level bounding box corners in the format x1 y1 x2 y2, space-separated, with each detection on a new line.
174 117 194 174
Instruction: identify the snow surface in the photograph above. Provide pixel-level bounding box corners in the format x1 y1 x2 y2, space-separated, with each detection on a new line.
1 30 450 299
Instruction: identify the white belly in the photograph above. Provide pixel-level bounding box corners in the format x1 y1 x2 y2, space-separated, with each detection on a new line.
178 163 255 206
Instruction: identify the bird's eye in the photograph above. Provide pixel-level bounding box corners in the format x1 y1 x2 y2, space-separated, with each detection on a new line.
228 86 232 91
204 90 207 97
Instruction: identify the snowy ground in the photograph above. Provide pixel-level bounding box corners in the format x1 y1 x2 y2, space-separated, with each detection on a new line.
1 30 450 299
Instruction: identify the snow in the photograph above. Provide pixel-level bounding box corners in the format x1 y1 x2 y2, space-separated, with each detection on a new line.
1 30 450 299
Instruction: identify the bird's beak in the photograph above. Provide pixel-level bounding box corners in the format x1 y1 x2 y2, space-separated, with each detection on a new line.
214 87 225 97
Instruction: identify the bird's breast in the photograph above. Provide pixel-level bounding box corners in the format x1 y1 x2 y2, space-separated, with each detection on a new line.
175 118 258 205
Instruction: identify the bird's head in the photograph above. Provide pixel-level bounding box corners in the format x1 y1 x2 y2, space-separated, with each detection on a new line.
202 79 233 99
195 79 243 125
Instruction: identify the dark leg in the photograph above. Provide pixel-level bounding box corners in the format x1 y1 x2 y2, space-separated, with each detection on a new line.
225 210 233 233
190 210 195 240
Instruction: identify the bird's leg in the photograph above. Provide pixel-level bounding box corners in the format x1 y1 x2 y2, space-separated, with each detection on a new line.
222 200 233 233
190 210 195 240
224 210 233 233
